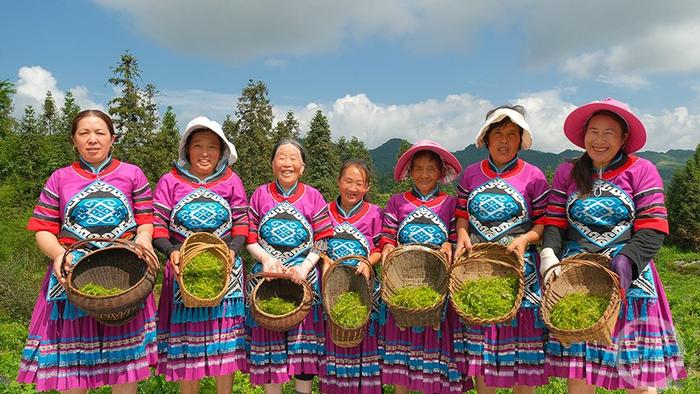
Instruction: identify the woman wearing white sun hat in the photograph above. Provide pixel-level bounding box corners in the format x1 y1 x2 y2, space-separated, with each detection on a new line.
453 105 550 394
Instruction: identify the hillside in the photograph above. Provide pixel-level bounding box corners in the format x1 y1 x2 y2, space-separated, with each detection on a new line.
369 140 694 185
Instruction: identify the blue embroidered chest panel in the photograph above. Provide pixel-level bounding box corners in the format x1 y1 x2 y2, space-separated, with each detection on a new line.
467 178 527 241
170 187 232 239
259 201 312 263
63 180 135 246
398 205 448 246
328 222 370 261
567 179 634 248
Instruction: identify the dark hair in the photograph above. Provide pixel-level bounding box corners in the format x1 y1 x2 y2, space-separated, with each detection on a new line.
571 110 629 194
338 159 372 202
409 150 445 175
184 128 226 164
71 109 115 137
271 138 306 164
483 105 525 150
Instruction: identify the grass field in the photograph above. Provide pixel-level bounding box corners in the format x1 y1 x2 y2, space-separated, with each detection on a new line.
0 240 698 393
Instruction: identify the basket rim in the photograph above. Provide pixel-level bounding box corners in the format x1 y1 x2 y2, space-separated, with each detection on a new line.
250 272 313 319
68 245 151 300
540 253 622 335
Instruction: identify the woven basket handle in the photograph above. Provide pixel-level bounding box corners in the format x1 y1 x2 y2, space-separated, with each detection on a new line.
323 255 375 290
249 271 314 297
542 258 621 291
61 236 159 278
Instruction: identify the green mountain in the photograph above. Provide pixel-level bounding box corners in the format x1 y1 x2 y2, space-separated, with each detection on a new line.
369 140 693 186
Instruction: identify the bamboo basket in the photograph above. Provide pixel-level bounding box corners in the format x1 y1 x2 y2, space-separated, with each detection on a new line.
449 242 524 325
323 255 374 347
381 244 449 329
250 271 313 332
64 237 159 326
177 232 232 308
540 253 622 346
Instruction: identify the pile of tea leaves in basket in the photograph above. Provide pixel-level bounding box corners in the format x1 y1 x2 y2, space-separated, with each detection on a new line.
258 296 299 316
389 286 441 309
330 292 369 329
453 275 518 319
182 251 225 299
79 282 124 296
550 291 609 330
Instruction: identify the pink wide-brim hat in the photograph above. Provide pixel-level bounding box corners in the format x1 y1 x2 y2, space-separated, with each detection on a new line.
394 139 462 183
564 97 647 154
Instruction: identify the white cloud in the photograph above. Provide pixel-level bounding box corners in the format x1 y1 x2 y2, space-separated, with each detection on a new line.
278 90 698 153
14 66 102 115
93 0 506 62
161 88 238 127
93 0 700 88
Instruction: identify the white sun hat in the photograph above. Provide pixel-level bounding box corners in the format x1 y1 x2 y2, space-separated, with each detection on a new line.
475 107 533 150
177 116 238 167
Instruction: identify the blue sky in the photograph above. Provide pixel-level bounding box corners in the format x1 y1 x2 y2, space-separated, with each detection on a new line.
2 0 699 152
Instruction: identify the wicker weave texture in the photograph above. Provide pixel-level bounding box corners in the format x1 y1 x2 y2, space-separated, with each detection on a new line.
381 244 448 329
250 272 313 332
541 253 622 346
66 237 159 326
323 255 373 347
177 232 232 308
449 242 524 325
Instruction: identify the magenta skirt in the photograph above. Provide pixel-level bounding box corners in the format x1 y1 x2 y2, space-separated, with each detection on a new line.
17 267 157 391
545 261 687 389
156 263 247 381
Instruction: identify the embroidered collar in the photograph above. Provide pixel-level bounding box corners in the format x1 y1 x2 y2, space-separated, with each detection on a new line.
174 158 229 184
275 180 299 197
269 181 305 203
335 196 365 218
79 155 113 175
592 151 627 175
487 155 519 175
411 185 440 202
73 156 120 179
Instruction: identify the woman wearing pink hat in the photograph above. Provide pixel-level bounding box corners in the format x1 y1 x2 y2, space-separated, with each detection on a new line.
539 98 687 393
379 139 465 394
452 105 550 393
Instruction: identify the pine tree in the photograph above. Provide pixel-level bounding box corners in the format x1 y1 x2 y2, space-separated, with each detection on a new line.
108 51 147 162
107 52 160 173
145 106 180 183
222 114 239 144
11 106 47 203
304 110 339 200
0 80 15 139
40 91 59 135
59 90 81 135
232 80 274 191
272 110 300 142
667 143 700 250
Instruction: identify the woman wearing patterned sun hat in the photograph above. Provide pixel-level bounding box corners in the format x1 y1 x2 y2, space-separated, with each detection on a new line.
152 116 249 393
452 105 550 393
379 139 466 394
539 98 687 392
18 109 158 393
